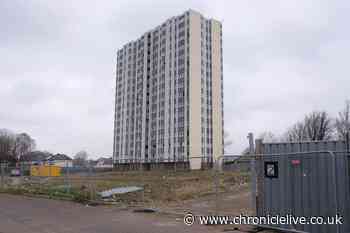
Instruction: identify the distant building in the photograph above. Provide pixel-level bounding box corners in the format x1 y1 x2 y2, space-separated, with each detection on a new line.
20 151 50 165
47 154 73 167
113 10 224 169
95 157 113 168
88 159 98 167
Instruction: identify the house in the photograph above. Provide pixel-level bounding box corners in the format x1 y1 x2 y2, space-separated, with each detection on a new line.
88 159 98 167
20 151 51 165
46 154 73 167
95 157 113 168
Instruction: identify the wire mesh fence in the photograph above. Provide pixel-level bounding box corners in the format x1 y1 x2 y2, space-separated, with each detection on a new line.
1 136 349 233
2 150 347 230
0 156 253 215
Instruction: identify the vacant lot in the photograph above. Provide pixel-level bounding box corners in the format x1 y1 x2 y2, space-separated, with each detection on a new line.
0 170 250 209
0 171 274 233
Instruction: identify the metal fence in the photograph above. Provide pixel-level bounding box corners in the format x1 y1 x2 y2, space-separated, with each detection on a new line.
256 140 350 233
0 156 254 217
2 141 349 233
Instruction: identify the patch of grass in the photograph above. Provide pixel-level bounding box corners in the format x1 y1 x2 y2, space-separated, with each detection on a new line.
0 183 91 203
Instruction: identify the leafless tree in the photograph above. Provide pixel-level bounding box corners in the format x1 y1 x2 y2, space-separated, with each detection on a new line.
284 111 334 142
284 122 307 142
335 100 350 140
0 129 15 162
0 129 36 161
259 131 279 143
73 150 89 167
13 133 36 160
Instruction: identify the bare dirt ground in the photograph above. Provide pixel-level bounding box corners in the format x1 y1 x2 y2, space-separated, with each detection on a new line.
0 171 274 232
0 187 272 233
0 194 221 233
159 184 273 233
161 183 252 215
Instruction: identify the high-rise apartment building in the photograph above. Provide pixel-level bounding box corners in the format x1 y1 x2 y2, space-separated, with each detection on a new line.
113 10 223 169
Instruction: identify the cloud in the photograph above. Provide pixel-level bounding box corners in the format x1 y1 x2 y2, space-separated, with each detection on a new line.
1 0 349 157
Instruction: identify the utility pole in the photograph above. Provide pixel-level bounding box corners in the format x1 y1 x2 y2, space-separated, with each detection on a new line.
346 129 349 153
0 163 4 188
248 133 256 215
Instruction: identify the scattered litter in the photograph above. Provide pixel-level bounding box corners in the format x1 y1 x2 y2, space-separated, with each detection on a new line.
99 186 143 198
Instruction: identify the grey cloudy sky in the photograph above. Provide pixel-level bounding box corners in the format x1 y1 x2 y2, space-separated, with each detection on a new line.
1 0 349 158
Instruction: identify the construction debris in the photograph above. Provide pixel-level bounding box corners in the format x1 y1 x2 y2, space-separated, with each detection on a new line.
99 186 143 198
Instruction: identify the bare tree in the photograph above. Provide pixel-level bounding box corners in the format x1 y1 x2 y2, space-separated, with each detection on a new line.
284 111 334 142
284 122 308 142
13 133 36 160
73 150 89 167
259 131 279 143
0 129 15 162
306 111 334 140
0 129 36 162
335 100 350 140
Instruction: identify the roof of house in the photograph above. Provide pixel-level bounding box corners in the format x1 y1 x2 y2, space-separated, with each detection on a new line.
88 160 98 166
47 153 72 161
97 157 113 165
20 151 51 162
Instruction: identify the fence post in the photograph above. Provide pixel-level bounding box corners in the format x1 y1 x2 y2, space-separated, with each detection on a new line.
134 158 143 204
255 139 264 217
140 158 145 204
88 165 95 201
64 161 70 193
172 157 178 202
329 151 340 233
346 130 349 153
214 158 220 215
248 133 256 215
1 163 4 188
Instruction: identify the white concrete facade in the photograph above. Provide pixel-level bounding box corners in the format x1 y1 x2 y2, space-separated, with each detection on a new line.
113 10 223 169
